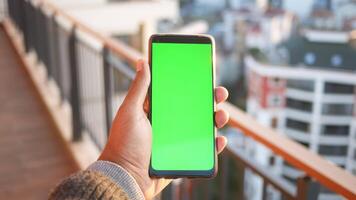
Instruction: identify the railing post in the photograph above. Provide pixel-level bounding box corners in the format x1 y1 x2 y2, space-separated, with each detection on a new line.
34 1 42 62
219 152 229 200
69 27 82 141
35 9 46 72
296 175 320 200
0 0 8 20
23 0 33 52
41 9 52 78
6 0 11 21
262 180 268 200
18 0 26 41
23 0 30 52
47 13 58 87
103 48 114 134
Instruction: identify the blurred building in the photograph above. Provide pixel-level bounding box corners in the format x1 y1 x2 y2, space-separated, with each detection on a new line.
51 0 180 54
222 5 294 51
256 0 314 19
256 0 356 21
244 2 356 200
218 2 295 90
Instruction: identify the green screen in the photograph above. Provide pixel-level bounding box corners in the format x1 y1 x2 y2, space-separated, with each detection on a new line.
151 42 214 171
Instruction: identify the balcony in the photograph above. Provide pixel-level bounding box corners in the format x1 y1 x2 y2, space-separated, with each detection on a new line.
320 115 353 125
322 94 354 104
1 0 356 200
318 135 349 145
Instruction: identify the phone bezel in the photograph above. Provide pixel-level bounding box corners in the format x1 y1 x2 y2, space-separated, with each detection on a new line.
148 34 217 178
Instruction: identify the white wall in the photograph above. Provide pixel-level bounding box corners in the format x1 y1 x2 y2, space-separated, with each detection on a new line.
66 0 179 36
50 0 107 8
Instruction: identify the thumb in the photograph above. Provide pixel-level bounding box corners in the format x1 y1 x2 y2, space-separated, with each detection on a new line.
123 59 150 107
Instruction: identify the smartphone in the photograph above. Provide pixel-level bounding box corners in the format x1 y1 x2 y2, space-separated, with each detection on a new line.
148 34 216 178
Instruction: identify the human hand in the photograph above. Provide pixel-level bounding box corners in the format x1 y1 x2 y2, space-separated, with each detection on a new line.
99 60 229 199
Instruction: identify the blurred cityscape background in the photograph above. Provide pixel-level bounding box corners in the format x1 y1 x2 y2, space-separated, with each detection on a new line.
0 0 356 200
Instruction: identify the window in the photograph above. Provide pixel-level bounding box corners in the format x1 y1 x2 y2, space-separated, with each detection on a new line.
286 98 313 112
300 142 309 148
322 103 353 116
283 175 296 184
321 125 349 136
273 78 281 83
287 79 314 91
331 54 342 67
286 118 310 132
271 117 278 129
269 77 284 87
283 161 293 168
269 156 275 165
320 186 333 194
304 52 316 65
318 145 348 156
269 95 282 107
324 82 354 94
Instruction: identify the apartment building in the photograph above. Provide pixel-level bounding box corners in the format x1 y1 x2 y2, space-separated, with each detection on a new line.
244 22 356 200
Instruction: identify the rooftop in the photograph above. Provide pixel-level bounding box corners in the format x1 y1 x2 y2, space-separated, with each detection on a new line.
283 28 356 71
247 28 356 73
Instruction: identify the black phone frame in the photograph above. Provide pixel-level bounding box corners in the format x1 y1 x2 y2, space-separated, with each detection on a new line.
148 34 217 178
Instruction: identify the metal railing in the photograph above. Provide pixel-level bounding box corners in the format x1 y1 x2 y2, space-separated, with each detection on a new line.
7 0 138 149
4 0 356 199
0 0 6 21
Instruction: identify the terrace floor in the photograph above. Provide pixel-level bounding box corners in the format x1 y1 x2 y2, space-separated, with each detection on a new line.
0 26 79 200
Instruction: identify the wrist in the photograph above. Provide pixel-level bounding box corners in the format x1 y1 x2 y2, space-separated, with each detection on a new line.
99 149 152 198
88 160 145 200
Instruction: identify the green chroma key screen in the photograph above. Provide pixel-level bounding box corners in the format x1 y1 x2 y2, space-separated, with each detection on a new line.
151 42 214 171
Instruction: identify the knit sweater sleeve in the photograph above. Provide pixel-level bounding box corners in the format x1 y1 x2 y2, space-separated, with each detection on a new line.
49 161 145 200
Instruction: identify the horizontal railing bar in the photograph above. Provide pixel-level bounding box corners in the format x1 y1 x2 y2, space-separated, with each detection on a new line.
40 2 52 17
55 14 73 33
75 28 103 52
220 102 356 199
226 145 296 199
